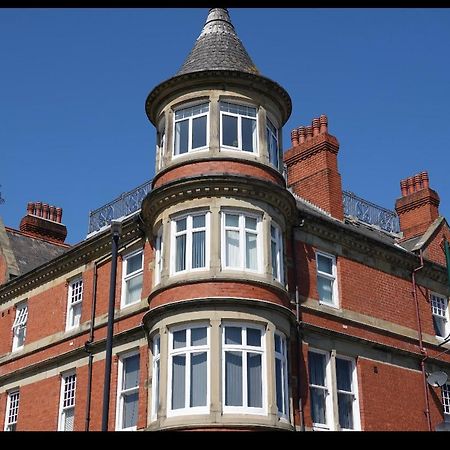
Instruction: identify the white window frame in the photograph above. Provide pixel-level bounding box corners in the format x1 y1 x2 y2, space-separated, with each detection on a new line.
274 332 289 420
222 322 266 415
120 249 144 309
58 370 76 431
220 101 258 154
308 349 360 431
12 301 28 351
154 228 163 286
151 335 160 422
173 102 209 156
4 390 19 431
335 355 361 431
65 277 83 331
308 349 334 430
156 118 166 171
170 211 210 275
271 222 284 284
115 349 140 431
221 210 262 273
316 251 339 308
167 323 210 417
266 117 279 168
430 292 450 339
442 383 450 417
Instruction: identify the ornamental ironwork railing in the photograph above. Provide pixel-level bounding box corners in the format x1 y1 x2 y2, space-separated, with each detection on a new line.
343 190 400 234
88 179 152 235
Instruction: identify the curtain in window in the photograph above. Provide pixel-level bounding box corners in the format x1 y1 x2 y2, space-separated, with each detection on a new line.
176 234 186 271
245 232 257 270
192 231 205 269
126 275 143 305
123 392 139 429
226 230 240 267
309 352 327 424
71 302 82 327
225 351 243 406
172 355 186 409
317 276 333 303
247 353 262 407
190 352 207 407
275 358 283 412
63 408 74 431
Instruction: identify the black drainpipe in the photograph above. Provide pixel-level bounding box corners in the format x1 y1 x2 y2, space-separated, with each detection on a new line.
84 259 99 432
291 219 305 431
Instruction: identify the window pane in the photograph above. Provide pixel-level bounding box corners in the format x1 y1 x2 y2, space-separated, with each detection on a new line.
176 235 186 272
275 358 283 413
308 352 326 386
125 275 143 304
175 119 189 155
245 216 257 230
317 254 333 274
317 276 333 303
246 328 261 347
71 303 82 328
225 351 242 406
173 329 186 349
225 214 239 227
16 326 26 348
154 359 160 416
242 117 256 152
274 335 281 353
338 393 354 429
176 218 187 232
226 230 240 267
126 253 142 275
271 240 278 278
247 353 262 407
245 232 257 270
63 408 74 431
192 115 207 149
225 327 242 345
311 387 327 424
172 355 186 409
123 392 139 429
191 327 207 346
124 354 140 390
192 231 205 269
433 315 446 337
336 358 352 392
193 215 205 228
190 352 207 407
222 115 238 147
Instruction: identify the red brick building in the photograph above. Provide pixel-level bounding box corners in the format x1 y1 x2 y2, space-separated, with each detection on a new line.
0 8 449 432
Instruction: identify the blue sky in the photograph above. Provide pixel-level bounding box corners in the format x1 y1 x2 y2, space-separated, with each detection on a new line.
1 8 449 244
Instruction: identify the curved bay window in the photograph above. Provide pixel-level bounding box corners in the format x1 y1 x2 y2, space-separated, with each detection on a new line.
168 323 210 416
220 101 257 153
173 103 209 156
222 323 265 414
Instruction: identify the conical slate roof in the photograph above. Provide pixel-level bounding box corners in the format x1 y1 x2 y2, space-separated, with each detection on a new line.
177 8 259 76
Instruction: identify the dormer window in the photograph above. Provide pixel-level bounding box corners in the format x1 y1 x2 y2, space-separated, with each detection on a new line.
174 103 209 155
220 101 257 153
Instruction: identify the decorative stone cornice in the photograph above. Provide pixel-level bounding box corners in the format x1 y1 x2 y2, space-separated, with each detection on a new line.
142 174 298 231
145 69 292 127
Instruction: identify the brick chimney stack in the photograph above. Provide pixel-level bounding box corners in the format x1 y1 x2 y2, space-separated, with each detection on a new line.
284 115 344 220
395 171 440 240
19 201 67 243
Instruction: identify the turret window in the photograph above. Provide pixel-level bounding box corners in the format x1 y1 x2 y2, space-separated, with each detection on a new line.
266 118 279 167
220 101 257 153
174 103 209 155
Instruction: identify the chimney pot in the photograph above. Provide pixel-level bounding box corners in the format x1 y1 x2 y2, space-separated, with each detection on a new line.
27 202 35 215
414 174 422 192
400 179 408 197
35 202 42 217
312 118 320 136
298 126 306 144
306 126 313 141
291 129 299 147
42 203 49 220
56 207 62 223
421 171 429 188
319 114 328 134
49 205 55 221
